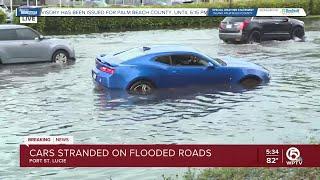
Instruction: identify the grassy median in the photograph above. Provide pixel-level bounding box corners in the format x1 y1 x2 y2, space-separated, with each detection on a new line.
162 168 320 180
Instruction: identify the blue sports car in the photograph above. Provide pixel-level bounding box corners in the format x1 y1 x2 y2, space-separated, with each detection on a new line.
92 45 270 94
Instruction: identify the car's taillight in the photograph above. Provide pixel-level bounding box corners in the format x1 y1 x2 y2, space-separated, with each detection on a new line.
239 19 250 30
219 22 224 29
99 66 115 74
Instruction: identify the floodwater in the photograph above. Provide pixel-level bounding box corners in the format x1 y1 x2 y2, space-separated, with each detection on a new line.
1 23 320 179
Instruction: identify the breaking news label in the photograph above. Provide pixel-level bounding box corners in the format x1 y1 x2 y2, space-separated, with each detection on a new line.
17 8 306 17
21 136 320 167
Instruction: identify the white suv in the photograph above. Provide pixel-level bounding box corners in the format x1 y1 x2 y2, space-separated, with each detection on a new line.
0 25 75 64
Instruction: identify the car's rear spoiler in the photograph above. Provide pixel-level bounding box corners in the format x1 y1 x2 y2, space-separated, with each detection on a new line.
96 57 119 67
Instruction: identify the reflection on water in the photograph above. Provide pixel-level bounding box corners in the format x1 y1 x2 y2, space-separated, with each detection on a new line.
94 84 257 109
0 28 320 179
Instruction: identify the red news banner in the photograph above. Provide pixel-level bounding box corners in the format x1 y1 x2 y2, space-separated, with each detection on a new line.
20 144 320 167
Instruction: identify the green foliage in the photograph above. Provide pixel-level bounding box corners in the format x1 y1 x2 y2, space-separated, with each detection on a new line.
0 11 6 24
310 0 320 15
181 168 320 180
12 0 320 35
14 16 222 35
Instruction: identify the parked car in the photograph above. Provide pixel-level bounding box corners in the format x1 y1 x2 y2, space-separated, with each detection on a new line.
92 45 270 94
84 0 108 7
0 4 12 23
143 0 168 6
0 25 75 64
219 16 305 43
171 0 193 5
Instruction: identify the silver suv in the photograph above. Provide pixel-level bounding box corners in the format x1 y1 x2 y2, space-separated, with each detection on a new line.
0 25 75 64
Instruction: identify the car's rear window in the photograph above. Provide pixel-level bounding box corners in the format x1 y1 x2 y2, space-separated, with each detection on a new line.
222 17 251 22
113 47 145 61
0 29 17 41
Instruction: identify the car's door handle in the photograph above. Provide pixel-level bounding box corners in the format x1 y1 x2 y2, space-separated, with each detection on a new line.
172 70 177 73
22 43 28 45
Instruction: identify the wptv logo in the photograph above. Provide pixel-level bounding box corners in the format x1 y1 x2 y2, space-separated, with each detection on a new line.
285 147 303 166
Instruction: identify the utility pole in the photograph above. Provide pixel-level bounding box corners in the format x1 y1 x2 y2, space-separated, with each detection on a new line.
10 0 12 12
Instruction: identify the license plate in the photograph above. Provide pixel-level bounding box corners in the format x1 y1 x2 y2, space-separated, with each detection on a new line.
92 72 97 80
226 24 232 29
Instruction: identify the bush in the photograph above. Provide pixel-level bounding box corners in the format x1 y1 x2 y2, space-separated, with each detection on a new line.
0 11 6 24
310 0 320 15
180 168 320 180
15 16 222 35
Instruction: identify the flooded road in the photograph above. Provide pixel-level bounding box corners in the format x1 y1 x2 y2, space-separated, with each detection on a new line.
1 25 320 179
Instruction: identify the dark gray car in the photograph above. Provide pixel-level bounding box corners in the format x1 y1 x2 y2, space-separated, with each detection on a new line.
219 17 305 43
0 25 75 64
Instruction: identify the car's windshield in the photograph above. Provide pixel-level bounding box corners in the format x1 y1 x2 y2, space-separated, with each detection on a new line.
113 47 145 61
212 58 227 66
223 17 251 22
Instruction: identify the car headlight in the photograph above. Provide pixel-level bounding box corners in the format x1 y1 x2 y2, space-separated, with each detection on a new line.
268 73 271 79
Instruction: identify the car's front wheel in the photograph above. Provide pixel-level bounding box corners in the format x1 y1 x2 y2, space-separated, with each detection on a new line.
52 50 69 64
292 26 304 40
128 80 155 95
240 76 262 88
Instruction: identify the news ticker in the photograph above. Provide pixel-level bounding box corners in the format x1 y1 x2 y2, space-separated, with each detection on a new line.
17 8 306 17
20 144 320 167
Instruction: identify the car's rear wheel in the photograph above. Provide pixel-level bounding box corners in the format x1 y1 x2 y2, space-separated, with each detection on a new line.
240 76 262 88
248 30 261 43
292 27 304 40
128 80 155 95
52 50 69 64
223 40 230 44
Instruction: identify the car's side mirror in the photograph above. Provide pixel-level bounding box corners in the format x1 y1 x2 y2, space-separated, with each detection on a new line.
282 17 289 22
35 35 44 41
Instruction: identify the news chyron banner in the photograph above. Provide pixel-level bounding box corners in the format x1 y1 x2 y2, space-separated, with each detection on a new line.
21 136 320 167
17 7 306 17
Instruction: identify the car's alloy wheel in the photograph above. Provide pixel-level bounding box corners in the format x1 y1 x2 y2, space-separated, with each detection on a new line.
53 50 69 64
248 31 261 43
223 40 230 44
129 81 154 95
292 27 304 39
